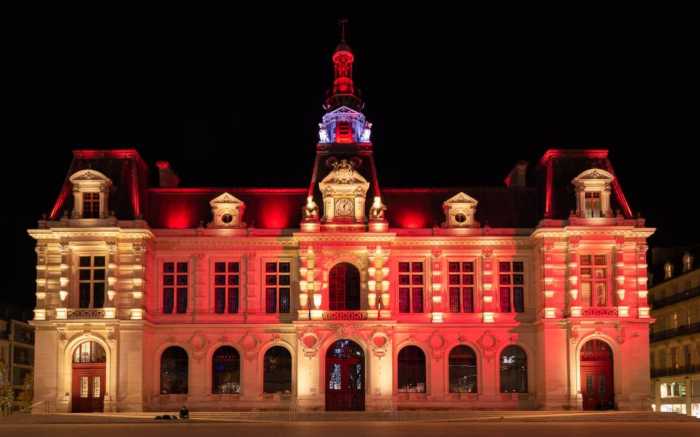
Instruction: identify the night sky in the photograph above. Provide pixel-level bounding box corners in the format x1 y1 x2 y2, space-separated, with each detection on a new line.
4 8 698 316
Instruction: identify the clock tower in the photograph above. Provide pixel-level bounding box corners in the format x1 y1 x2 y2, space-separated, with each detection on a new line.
302 22 387 232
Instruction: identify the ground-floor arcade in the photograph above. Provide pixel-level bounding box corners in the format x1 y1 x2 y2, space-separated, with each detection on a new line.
30 319 651 413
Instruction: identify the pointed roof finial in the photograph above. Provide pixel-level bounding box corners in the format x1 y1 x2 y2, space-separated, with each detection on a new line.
339 18 348 43
336 18 351 52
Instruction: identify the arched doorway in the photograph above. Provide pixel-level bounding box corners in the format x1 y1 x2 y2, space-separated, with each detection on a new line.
71 341 106 412
580 339 614 410
329 263 360 310
326 339 364 411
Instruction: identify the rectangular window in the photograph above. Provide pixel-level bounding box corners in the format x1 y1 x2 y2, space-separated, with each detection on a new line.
448 261 475 313
82 192 100 218
584 192 601 218
683 345 691 367
163 261 188 314
580 255 609 307
671 347 678 369
499 261 525 313
398 261 424 313
214 261 240 314
78 256 106 308
265 261 291 314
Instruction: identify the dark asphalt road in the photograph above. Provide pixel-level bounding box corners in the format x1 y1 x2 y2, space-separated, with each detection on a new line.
1 421 699 437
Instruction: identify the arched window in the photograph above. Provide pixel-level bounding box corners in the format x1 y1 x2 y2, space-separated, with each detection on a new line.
500 345 527 393
263 346 292 394
448 345 477 393
212 346 240 394
397 346 426 393
73 341 106 363
160 346 188 394
329 263 361 310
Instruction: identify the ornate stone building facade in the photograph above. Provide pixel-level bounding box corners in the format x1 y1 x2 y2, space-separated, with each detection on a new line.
648 247 700 417
29 37 654 413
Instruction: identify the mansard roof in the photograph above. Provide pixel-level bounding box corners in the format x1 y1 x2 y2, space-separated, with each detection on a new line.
49 149 148 220
47 148 635 230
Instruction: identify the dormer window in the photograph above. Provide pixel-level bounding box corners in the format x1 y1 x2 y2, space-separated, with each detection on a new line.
682 252 693 272
572 168 614 219
664 261 673 280
69 169 112 219
442 192 479 228
207 192 246 229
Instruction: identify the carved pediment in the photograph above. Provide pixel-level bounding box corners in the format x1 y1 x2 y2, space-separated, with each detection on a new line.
208 192 246 228
319 159 370 191
442 192 479 228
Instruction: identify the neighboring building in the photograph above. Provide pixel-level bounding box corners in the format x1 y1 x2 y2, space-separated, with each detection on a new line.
28 35 654 413
649 246 700 417
0 319 35 401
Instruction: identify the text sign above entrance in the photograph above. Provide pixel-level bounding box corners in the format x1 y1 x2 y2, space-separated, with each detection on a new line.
322 311 368 321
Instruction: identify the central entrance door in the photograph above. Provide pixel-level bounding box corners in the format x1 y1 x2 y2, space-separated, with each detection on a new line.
326 339 365 411
580 339 614 410
71 341 106 413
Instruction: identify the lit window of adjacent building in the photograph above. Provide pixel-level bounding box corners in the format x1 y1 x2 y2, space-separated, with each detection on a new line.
78 256 105 308
213 261 239 314
163 262 188 314
682 252 693 272
265 261 291 314
498 261 524 313
398 262 424 313
580 255 609 306
670 347 678 369
664 261 673 279
660 382 686 398
448 261 475 313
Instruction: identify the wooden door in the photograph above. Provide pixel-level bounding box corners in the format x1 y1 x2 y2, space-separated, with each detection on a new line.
580 339 614 410
326 340 365 411
72 363 105 412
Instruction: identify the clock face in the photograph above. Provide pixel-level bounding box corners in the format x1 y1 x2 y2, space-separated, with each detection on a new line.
335 198 354 217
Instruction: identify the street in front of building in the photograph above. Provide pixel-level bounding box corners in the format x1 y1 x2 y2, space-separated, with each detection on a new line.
1 411 699 437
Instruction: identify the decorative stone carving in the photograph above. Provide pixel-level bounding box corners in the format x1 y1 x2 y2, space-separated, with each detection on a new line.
318 158 370 224
442 192 479 228
298 330 322 358
477 330 499 362
239 332 259 361
208 192 246 228
302 196 320 222
188 331 209 362
369 331 389 358
428 331 446 360
68 169 112 219
571 168 614 218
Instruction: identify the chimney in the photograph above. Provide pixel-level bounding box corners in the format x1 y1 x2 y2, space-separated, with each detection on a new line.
504 160 529 188
156 161 180 188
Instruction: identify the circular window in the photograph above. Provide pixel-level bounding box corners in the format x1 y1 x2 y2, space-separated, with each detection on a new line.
221 213 234 224
454 213 467 224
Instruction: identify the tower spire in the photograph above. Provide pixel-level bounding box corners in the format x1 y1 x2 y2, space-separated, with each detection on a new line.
324 19 363 111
